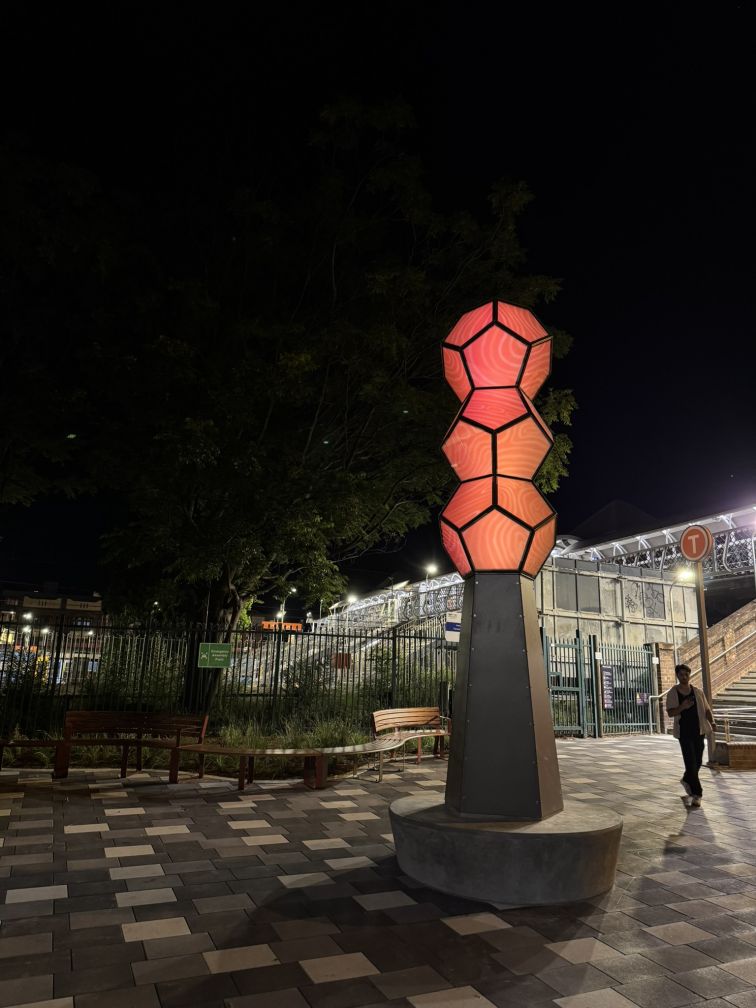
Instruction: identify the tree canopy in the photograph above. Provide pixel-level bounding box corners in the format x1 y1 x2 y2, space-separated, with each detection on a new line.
1 100 575 630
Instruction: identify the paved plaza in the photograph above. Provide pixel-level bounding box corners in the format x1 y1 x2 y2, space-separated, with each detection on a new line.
3 736 756 1008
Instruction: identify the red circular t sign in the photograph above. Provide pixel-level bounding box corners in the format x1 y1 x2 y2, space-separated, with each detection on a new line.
679 525 714 562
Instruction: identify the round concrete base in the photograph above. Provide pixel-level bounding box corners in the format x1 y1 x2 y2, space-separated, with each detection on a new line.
390 795 623 907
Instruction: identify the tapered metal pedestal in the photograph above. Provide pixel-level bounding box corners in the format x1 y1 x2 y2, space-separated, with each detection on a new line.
391 573 622 905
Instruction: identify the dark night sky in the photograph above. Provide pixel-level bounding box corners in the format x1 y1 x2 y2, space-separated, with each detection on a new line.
2 3 755 599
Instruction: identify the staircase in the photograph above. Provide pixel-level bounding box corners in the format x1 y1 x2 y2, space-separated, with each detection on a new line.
698 599 756 738
714 669 756 738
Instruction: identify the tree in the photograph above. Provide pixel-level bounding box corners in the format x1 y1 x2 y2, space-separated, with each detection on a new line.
0 99 575 633
93 100 574 631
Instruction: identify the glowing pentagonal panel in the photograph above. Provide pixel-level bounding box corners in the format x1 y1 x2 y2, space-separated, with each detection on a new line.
442 420 493 481
462 510 531 571
444 303 495 348
442 478 494 530
462 327 527 388
463 388 527 431
496 416 552 479
496 478 553 528
440 521 471 576
522 516 557 578
442 347 472 402
520 339 552 400
497 302 548 344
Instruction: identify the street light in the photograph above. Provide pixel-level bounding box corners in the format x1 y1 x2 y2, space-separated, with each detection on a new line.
670 567 695 665
423 564 438 617
345 594 357 633
279 587 297 625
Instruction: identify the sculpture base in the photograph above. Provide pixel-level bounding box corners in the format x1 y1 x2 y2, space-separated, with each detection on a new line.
390 795 622 907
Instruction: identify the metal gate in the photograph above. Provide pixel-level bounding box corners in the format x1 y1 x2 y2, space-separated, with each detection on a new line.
544 633 655 736
594 640 656 735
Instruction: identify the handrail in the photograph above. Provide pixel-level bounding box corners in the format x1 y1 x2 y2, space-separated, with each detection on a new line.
684 629 756 673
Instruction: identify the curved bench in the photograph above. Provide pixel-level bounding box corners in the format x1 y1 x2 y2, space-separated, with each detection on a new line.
177 743 329 791
175 707 451 791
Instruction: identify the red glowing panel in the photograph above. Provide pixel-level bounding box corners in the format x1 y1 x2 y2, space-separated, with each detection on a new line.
522 516 557 578
442 421 493 480
442 347 472 402
441 521 471 576
462 511 531 571
520 340 552 400
496 478 553 528
462 327 527 388
463 388 526 431
444 304 495 348
442 478 494 530
497 303 548 344
496 417 551 479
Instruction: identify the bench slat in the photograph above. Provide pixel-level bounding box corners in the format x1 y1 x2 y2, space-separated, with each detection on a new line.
372 706 443 734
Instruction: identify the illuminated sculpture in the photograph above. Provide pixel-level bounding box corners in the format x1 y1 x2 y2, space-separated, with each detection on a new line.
389 300 622 906
440 301 556 578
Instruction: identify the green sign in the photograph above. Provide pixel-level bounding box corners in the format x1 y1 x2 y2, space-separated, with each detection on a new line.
198 643 232 668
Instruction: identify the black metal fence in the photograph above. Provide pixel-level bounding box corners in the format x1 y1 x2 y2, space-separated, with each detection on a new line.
0 616 456 737
0 615 657 740
543 632 657 737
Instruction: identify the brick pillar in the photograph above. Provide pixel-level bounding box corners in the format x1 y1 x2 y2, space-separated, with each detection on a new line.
656 642 677 733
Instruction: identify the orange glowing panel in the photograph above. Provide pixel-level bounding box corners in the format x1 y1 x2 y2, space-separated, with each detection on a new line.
441 522 472 576
497 302 548 344
522 516 557 578
444 304 495 348
520 340 552 400
462 511 531 572
496 478 553 528
442 478 494 529
496 417 551 480
442 420 493 481
462 326 527 389
440 301 557 578
463 388 527 431
442 347 472 402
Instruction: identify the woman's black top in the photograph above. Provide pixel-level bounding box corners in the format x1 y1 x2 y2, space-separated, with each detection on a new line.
677 687 700 737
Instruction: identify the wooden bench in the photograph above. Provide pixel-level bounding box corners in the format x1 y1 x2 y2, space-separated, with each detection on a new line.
371 706 450 774
53 711 208 781
174 707 451 792
0 736 62 771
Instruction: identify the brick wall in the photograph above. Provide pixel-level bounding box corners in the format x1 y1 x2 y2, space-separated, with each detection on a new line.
679 598 756 696
656 642 677 732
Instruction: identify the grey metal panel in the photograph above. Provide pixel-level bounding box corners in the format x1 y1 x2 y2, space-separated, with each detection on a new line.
445 574 563 821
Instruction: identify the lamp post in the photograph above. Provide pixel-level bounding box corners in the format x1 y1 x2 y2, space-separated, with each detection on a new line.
345 594 357 634
272 587 296 718
423 564 438 618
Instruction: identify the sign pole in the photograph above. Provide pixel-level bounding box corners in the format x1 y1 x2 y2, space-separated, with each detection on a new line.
678 524 714 706
694 559 713 704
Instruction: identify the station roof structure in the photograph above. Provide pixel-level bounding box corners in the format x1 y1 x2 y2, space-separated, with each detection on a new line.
555 501 756 581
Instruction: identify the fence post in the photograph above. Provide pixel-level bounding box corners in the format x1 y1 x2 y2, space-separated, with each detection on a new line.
575 629 587 738
390 625 398 708
50 612 65 690
590 634 604 738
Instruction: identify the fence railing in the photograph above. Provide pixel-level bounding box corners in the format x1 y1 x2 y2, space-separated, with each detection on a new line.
1 616 657 740
0 617 456 737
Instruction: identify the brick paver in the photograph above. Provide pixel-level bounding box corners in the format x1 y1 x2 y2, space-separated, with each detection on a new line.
2 736 756 1006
